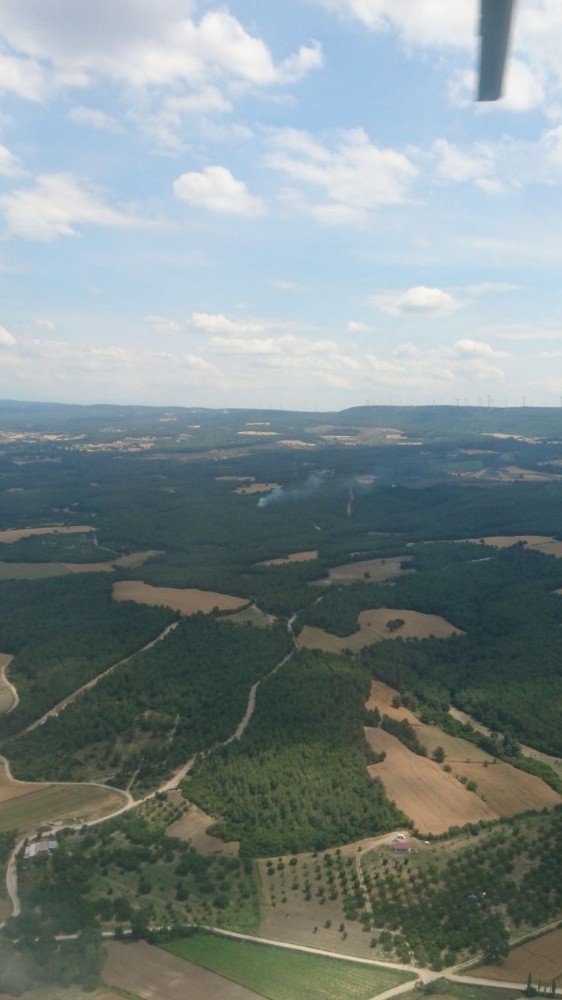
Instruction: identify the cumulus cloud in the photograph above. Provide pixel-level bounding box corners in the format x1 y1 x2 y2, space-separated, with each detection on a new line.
370 285 461 317
310 1 474 47
68 106 123 132
0 172 155 241
174 166 265 216
0 142 20 175
433 139 495 185
0 323 15 346
0 1 322 145
266 127 418 225
190 312 270 337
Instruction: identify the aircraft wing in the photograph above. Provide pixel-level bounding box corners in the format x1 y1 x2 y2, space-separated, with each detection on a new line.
477 0 515 101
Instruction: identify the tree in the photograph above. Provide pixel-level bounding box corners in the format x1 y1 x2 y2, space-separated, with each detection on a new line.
432 746 445 764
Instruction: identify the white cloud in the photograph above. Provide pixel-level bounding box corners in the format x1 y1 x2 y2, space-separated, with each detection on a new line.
145 315 183 335
190 312 269 337
266 127 418 225
1 172 154 241
310 1 474 47
68 106 123 132
35 319 56 331
370 285 461 317
453 338 509 360
270 278 307 292
0 323 15 347
0 142 20 175
173 166 265 217
433 139 494 185
347 320 375 333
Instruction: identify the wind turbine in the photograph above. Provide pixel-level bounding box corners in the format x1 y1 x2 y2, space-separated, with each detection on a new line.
477 0 516 101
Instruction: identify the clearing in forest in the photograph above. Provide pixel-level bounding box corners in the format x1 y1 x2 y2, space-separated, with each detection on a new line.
104 940 262 1000
259 550 318 566
364 729 498 833
0 550 162 580
167 803 239 855
326 556 411 584
234 482 280 494
0 525 95 544
298 608 462 653
446 761 561 816
161 933 415 1000
0 759 126 833
473 928 562 985
463 535 562 558
112 580 247 615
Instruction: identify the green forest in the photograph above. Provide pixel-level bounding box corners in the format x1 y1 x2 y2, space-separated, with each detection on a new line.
189 650 406 855
8 616 292 790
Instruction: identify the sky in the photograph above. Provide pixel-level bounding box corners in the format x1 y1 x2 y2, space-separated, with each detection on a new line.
1 0 562 410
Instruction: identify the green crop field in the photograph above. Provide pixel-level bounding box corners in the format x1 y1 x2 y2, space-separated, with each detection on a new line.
162 933 415 1000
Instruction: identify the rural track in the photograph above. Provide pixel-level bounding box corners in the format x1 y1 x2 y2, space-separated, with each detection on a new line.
17 619 180 737
0 655 18 714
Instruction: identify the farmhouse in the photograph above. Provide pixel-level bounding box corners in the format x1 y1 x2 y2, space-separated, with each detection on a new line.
24 837 58 861
392 840 413 853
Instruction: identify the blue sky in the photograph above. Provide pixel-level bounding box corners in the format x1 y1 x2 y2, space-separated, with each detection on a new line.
0 0 562 409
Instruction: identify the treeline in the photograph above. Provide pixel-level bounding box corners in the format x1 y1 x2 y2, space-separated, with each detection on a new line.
189 649 406 856
8 616 292 791
0 532 114 564
0 575 174 735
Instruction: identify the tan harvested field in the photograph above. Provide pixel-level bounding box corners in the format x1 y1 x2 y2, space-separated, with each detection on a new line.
0 653 16 713
298 608 462 654
167 803 239 855
234 482 280 495
473 929 562 985
0 525 94 544
113 580 247 615
448 761 561 816
0 561 74 580
464 534 562 558
327 557 411 584
0 759 126 833
365 729 498 833
104 940 262 1000
365 680 419 725
259 550 318 566
449 707 562 777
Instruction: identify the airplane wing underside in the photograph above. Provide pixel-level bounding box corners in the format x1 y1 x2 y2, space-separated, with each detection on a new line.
478 0 515 101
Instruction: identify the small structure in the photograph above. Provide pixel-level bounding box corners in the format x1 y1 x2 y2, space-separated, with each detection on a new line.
24 837 58 861
392 839 413 853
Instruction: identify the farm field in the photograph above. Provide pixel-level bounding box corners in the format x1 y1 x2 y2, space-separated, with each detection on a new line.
112 580 247 614
0 550 163 580
104 940 262 1000
0 526 95 544
400 981 523 1000
449 708 562 776
446 761 562 815
259 550 318 566
326 557 411 584
365 728 497 832
0 759 126 832
473 928 562 985
0 990 135 1000
161 933 415 1000
0 654 16 713
298 609 462 653
167 802 239 855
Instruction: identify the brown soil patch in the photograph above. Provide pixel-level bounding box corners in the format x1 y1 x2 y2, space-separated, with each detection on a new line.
112 550 164 568
234 482 280 495
0 654 16 714
0 525 94 544
474 928 562 985
0 759 126 832
447 761 561 816
365 729 497 834
167 803 239 855
327 557 411 584
259 550 318 567
104 940 262 1000
298 608 462 654
113 581 246 615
